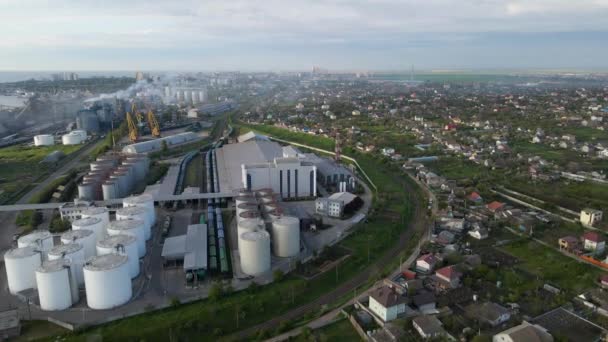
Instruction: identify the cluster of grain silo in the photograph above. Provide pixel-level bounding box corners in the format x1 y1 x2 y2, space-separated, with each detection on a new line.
77 153 150 201
34 134 55 146
234 189 301 277
2 205 150 311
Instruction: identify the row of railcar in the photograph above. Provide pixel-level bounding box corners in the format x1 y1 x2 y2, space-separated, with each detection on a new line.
204 145 230 274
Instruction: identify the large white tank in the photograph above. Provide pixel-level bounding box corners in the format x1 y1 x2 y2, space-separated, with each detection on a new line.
107 220 146 257
72 217 105 242
47 243 86 286
96 234 139 279
239 230 271 276
83 254 132 310
36 259 78 311
62 132 84 145
237 219 263 251
267 209 283 221
263 202 279 214
61 229 96 259
271 216 300 257
17 230 53 257
34 134 55 146
102 181 119 200
4 247 42 294
116 206 151 241
256 188 273 197
258 195 276 204
80 207 110 231
123 194 156 225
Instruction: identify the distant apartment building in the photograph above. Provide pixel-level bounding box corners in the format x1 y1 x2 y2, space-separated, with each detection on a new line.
580 208 603 226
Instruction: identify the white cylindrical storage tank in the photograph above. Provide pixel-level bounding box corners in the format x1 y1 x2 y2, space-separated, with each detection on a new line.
47 243 85 286
107 220 146 257
61 229 96 259
109 174 123 198
96 234 139 279
17 230 53 257
72 130 87 139
72 217 105 242
237 189 253 197
102 181 119 200
4 247 42 294
62 133 82 145
263 202 279 213
116 206 151 240
235 196 256 207
237 203 258 216
237 219 263 252
34 134 55 146
90 161 114 171
259 195 276 204
239 230 271 276
238 210 261 224
81 207 110 231
83 254 132 310
123 194 156 225
271 216 300 257
36 259 76 311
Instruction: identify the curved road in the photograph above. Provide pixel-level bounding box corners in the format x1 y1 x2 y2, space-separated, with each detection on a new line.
228 171 428 340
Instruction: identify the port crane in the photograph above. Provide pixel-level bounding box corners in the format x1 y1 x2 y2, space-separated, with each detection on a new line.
126 102 161 142
126 103 139 142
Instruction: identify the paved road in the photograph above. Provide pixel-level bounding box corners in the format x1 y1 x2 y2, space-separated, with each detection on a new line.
229 170 429 340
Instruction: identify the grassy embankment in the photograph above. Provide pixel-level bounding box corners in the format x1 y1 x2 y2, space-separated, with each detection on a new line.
57 121 423 341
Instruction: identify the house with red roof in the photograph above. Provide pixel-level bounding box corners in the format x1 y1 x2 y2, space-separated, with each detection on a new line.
558 236 581 253
486 201 505 213
467 192 483 203
435 265 462 288
583 231 606 254
416 254 438 273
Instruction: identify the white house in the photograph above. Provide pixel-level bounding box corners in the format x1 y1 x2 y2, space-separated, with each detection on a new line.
416 254 438 273
465 302 511 327
368 286 408 322
583 231 606 254
468 226 489 240
580 208 603 226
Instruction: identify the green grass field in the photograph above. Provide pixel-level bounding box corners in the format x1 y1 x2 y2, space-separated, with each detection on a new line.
293 318 361 342
0 144 82 203
58 120 423 341
501 238 602 294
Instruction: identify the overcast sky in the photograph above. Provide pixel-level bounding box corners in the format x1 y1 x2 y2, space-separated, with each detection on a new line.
1 0 608 71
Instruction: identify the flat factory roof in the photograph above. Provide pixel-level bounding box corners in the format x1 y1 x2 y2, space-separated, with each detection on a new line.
161 223 207 271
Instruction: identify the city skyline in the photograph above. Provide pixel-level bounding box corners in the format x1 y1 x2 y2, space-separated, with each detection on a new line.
1 0 608 71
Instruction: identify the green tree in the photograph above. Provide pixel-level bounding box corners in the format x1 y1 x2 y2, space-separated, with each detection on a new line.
161 140 169 154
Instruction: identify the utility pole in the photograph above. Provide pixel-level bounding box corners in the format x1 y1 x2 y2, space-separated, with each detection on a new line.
236 305 239 329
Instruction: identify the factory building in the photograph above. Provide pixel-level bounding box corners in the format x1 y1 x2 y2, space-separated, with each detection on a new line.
76 110 100 133
215 137 316 200
59 201 95 221
315 192 360 218
122 132 199 154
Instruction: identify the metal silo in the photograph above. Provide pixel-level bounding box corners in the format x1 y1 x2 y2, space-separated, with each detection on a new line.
102 181 119 200
271 216 300 257
116 206 151 240
78 183 96 200
17 230 53 258
61 229 96 259
81 207 110 230
238 210 261 224
123 194 155 225
96 234 139 279
36 259 79 311
4 247 42 294
235 196 257 208
47 243 86 286
267 209 283 221
236 203 258 219
237 219 263 252
72 217 105 243
239 230 271 276
107 220 146 257
83 254 132 310
34 134 55 146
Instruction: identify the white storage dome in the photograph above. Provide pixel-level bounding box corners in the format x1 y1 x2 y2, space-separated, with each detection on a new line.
36 259 79 311
47 243 86 286
83 254 132 310
271 216 300 257
239 230 271 276
116 206 151 241
61 229 96 259
96 234 140 279
4 246 42 294
72 216 105 242
107 220 146 257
